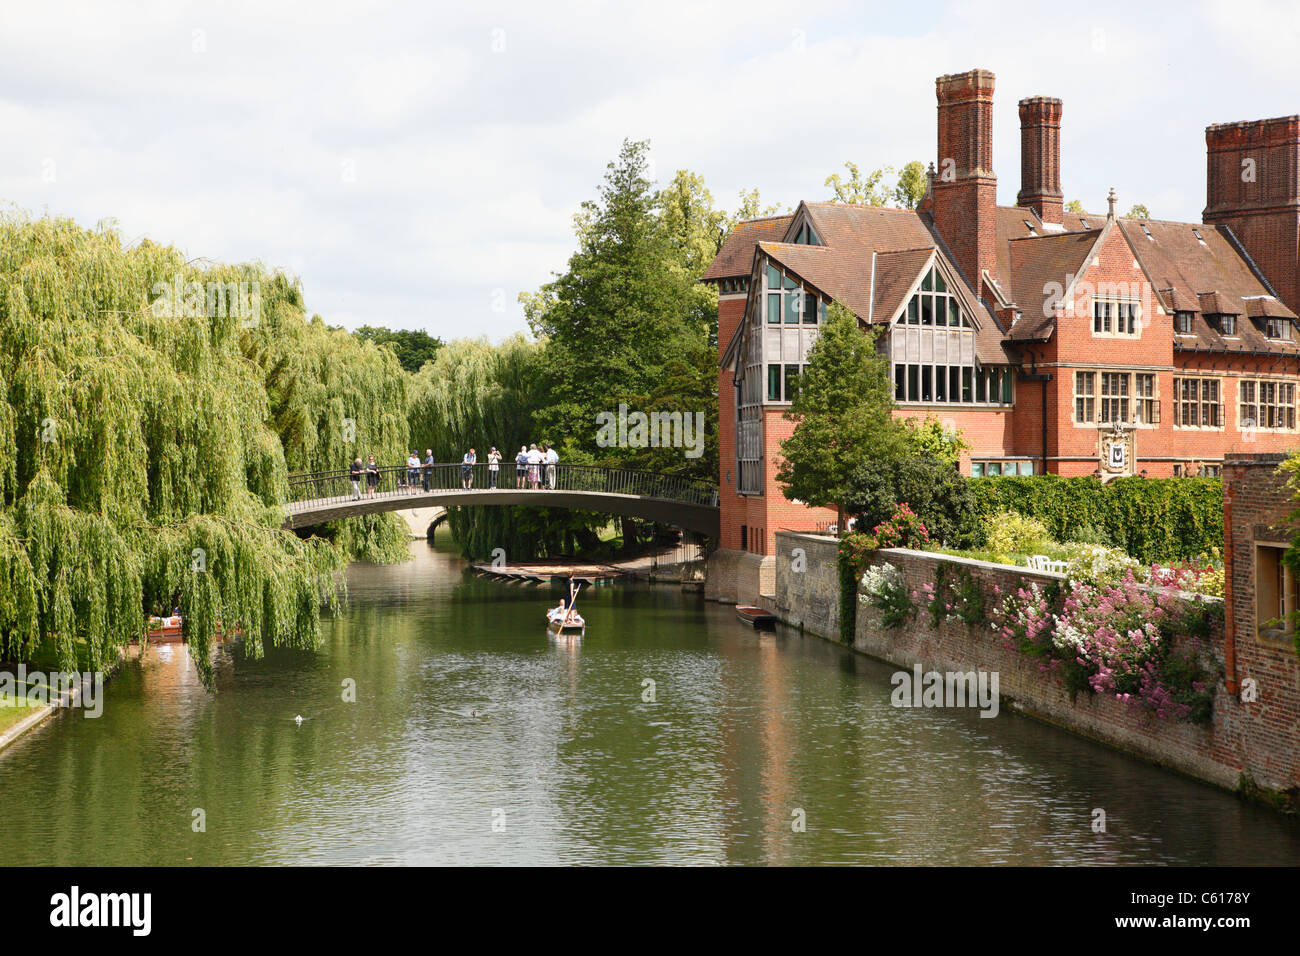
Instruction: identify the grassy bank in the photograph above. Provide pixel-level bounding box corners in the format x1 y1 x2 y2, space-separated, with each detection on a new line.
0 694 44 736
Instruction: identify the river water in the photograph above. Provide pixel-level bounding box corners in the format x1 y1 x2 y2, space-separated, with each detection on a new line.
2 536 1298 866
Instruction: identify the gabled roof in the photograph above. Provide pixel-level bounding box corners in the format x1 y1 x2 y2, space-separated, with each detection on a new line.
1114 217 1298 354
1005 229 1104 341
701 215 794 281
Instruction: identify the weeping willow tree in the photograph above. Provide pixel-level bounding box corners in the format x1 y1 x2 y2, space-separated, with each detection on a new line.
406 335 605 559
240 287 413 563
0 209 406 685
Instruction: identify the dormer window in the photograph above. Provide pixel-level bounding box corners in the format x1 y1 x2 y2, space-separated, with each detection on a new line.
792 222 821 245
1140 223 1154 241
1212 313 1236 336
1175 311 1195 334
1023 220 1037 236
1266 317 1293 341
1193 228 1207 246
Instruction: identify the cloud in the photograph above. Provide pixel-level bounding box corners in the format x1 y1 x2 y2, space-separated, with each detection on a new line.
0 0 1294 341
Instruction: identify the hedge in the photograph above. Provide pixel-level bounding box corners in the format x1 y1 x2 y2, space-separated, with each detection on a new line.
969 476 1223 565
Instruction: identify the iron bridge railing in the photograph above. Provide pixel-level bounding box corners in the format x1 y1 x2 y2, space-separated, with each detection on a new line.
285 462 720 512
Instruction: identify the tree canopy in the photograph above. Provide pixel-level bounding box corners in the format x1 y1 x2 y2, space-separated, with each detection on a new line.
0 210 410 685
354 325 443 373
776 303 907 529
825 160 927 208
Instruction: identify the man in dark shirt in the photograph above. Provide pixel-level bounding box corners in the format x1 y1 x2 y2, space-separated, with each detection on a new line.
349 458 363 500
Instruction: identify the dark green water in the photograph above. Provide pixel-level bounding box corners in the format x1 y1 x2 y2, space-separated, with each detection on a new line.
2 535 1298 865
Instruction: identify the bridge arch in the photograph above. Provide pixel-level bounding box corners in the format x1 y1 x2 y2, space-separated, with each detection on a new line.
283 463 720 537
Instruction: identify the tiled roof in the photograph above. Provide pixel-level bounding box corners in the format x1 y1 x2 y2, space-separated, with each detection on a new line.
1116 218 1298 354
1005 230 1103 340
994 206 1041 294
701 215 793 280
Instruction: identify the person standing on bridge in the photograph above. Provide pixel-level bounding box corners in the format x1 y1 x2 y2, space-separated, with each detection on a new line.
526 444 542 489
422 449 434 492
545 443 559 489
365 455 380 498
461 448 476 489
350 457 363 500
488 447 501 488
515 446 528 488
407 451 421 494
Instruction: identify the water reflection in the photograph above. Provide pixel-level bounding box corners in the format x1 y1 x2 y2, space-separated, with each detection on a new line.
0 535 1297 865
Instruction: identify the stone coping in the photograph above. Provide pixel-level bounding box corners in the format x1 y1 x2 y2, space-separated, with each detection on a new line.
776 532 1223 605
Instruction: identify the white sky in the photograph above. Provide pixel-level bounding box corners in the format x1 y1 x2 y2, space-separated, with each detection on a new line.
1 0 1297 341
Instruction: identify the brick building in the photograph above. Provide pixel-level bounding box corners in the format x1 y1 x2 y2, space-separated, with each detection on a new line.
703 68 1300 565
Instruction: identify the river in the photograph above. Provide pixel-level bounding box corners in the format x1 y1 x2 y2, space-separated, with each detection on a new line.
2 535 1298 865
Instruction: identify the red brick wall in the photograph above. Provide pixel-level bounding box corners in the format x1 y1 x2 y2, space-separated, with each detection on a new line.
776 529 1300 796
1221 453 1300 791
1204 116 1300 315
1017 96 1064 226
933 69 998 293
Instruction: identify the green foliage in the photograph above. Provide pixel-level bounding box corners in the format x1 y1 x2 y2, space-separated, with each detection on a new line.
1125 204 1151 220
969 475 1223 565
522 140 719 487
353 325 443 373
950 566 987 628
903 415 969 466
838 555 859 644
893 161 928 210
984 511 1053 556
859 563 912 629
844 451 978 548
825 161 928 208
0 209 400 684
778 305 906 523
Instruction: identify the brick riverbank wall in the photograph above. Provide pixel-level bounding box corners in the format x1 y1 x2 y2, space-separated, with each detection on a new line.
774 531 1300 798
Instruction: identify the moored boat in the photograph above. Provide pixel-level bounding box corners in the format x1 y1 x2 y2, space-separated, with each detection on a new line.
736 605 778 629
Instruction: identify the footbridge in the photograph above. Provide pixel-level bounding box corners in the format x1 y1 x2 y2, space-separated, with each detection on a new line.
283 463 721 537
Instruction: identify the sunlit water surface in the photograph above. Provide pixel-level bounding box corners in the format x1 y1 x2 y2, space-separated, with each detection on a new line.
2 535 1298 865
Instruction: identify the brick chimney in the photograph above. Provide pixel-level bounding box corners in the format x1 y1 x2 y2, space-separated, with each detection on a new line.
932 69 998 297
1017 96 1063 226
1203 115 1300 314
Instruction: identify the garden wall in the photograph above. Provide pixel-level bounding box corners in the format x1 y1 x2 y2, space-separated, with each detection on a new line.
774 530 1300 799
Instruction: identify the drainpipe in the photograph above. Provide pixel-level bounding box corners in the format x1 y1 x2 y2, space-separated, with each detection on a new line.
1223 476 1239 694
1018 348 1052 475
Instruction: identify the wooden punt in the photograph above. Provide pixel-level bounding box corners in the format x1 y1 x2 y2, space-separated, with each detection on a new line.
736 606 778 629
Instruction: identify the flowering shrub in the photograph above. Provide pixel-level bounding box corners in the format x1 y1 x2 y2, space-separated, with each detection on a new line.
1062 544 1145 588
860 562 901 599
995 581 1055 657
1149 563 1224 599
860 562 911 629
1053 573 1172 698
984 510 1052 555
988 568 1220 722
873 503 930 550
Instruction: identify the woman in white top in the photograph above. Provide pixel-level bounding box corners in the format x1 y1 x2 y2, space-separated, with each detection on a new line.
487 447 502 488
526 444 542 489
